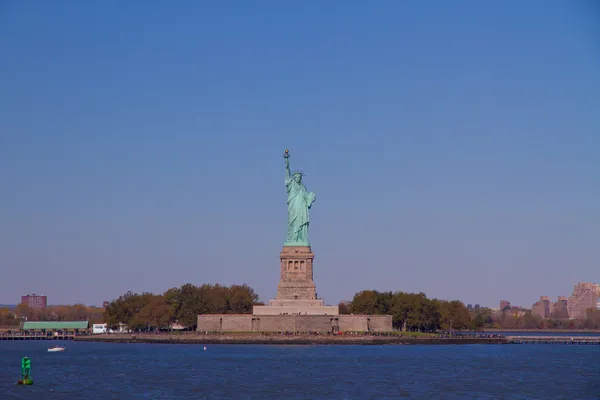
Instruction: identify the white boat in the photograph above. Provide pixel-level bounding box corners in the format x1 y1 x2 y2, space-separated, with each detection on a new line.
47 346 65 352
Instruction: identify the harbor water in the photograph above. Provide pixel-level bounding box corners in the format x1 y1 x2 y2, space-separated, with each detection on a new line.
1 340 599 399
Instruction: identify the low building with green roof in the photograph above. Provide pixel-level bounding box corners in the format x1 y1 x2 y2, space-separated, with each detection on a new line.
21 321 89 332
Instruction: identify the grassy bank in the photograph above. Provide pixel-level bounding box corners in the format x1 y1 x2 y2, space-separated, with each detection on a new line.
74 333 508 345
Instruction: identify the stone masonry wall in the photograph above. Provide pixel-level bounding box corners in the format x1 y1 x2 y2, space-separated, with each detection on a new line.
338 315 393 332
367 315 393 331
197 315 253 332
197 314 393 333
258 315 336 332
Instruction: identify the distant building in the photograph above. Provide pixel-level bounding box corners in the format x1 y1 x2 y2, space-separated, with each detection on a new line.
21 294 47 309
474 304 480 310
466 304 473 311
531 295 573 319
500 300 511 310
568 282 600 319
531 296 551 318
550 296 569 318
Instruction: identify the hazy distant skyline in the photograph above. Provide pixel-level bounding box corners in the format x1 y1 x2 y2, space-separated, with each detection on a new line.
1 1 598 308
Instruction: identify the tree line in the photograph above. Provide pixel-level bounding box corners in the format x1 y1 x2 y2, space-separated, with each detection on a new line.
341 290 600 331
0 308 19 327
103 283 260 330
342 290 472 331
3 284 600 332
489 307 600 330
0 304 105 327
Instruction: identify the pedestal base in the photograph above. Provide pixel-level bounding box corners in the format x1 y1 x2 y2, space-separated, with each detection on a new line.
269 299 324 307
276 246 318 300
198 313 392 332
253 300 339 316
252 245 340 316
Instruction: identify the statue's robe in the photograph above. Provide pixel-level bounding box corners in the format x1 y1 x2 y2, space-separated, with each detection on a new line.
285 176 316 245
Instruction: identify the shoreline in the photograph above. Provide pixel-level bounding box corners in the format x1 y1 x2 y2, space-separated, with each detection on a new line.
74 334 508 345
483 328 600 333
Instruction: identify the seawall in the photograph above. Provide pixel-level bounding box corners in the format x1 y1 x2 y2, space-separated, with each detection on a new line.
484 328 600 333
74 334 508 345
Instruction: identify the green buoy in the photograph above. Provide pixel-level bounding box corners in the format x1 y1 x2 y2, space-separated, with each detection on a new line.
17 357 34 385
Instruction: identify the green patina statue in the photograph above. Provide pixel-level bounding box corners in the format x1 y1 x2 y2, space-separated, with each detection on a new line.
283 149 316 246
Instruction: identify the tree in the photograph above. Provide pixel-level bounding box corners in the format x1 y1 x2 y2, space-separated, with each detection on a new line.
414 295 441 332
436 300 471 331
0 308 18 327
522 311 541 329
348 290 466 332
338 302 351 314
227 284 259 314
375 291 394 315
471 313 485 331
70 304 91 321
14 304 35 321
104 283 262 330
205 284 229 314
176 284 207 326
11 303 105 326
388 292 414 331
164 287 183 322
350 290 380 315
133 295 174 330
104 291 155 328
405 293 435 331
469 307 493 329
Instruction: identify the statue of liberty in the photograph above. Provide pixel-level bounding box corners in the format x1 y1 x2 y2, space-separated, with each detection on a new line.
283 149 316 246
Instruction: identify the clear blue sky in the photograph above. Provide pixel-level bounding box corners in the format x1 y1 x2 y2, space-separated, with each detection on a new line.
1 1 598 308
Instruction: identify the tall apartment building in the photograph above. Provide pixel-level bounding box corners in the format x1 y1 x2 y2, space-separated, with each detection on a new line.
500 300 511 310
21 293 47 309
532 296 551 318
568 282 600 319
550 296 569 318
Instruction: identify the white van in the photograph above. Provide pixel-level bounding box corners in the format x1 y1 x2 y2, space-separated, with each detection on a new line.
92 323 107 334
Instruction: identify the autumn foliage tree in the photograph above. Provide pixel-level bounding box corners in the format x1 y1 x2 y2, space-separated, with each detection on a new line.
7 304 105 325
435 300 472 331
104 283 260 330
0 308 19 327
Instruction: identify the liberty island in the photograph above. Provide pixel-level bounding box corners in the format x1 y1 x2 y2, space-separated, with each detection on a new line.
196 150 393 332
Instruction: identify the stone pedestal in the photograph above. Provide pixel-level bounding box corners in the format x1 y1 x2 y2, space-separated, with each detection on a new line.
276 246 317 300
252 245 339 316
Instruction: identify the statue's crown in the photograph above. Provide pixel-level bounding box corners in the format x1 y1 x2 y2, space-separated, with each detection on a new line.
292 170 304 177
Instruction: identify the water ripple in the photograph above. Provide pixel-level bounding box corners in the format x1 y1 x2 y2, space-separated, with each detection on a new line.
1 342 598 399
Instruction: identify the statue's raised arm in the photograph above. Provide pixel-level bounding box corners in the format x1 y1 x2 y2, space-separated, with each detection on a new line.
282 149 315 247
284 149 291 181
